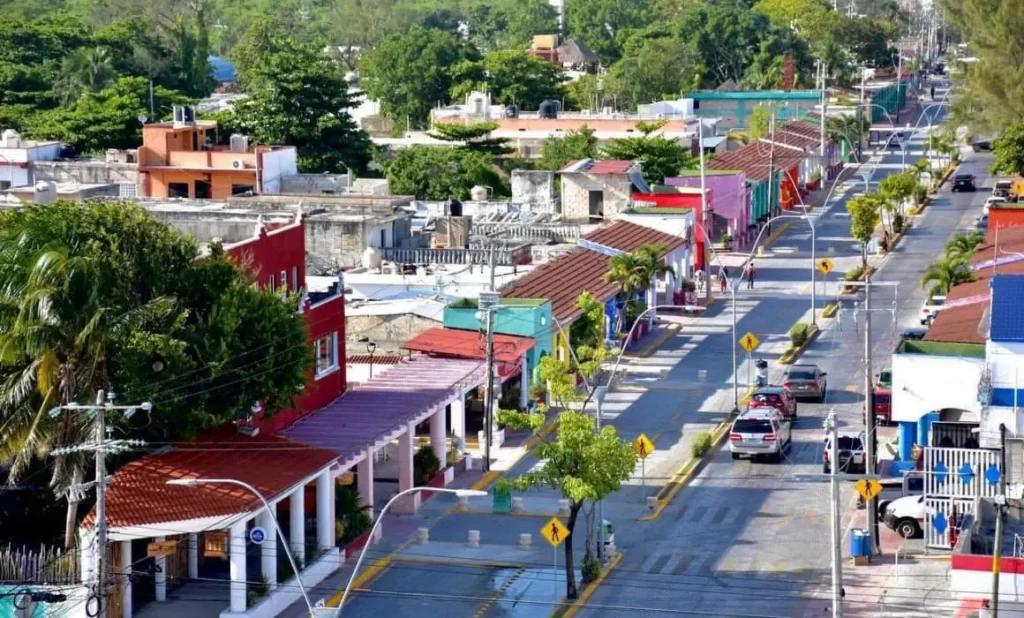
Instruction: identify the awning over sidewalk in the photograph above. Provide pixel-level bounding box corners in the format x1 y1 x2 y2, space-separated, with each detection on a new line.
281 355 487 468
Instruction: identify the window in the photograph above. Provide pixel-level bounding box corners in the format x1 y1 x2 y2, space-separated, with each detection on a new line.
168 182 189 198
314 333 338 377
280 270 287 292
231 184 255 196
269 275 275 292
292 266 298 292
733 419 772 434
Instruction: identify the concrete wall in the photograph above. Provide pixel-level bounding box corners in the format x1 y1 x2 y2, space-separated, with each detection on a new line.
561 173 632 221
891 352 985 423
280 173 352 195
512 170 555 209
345 313 439 352
29 161 139 187
261 148 299 193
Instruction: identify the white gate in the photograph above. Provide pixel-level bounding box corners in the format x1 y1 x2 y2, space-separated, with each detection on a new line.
923 447 1001 549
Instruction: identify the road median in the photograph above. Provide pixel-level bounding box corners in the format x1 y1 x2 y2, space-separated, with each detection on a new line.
551 553 624 618
779 323 820 365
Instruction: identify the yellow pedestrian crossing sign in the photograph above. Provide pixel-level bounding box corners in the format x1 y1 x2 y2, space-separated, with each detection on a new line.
633 433 655 459
817 258 834 275
739 332 760 353
541 517 570 547
855 479 883 501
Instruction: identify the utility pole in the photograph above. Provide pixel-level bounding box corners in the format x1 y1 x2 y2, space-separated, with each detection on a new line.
50 392 150 618
862 274 880 554
993 423 1008 616
698 120 710 302
483 243 497 472
827 409 844 618
767 111 777 220
819 60 828 184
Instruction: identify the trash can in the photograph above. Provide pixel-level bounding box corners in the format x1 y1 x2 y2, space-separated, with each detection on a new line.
599 519 615 548
849 528 870 558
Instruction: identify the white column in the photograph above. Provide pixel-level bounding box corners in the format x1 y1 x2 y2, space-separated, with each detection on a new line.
519 357 529 409
228 523 247 613
647 284 656 325
451 397 466 450
396 422 420 514
289 487 305 563
316 470 333 551
259 508 278 590
430 406 447 467
120 540 132 618
187 533 198 580
154 536 167 602
79 530 95 583
358 455 375 519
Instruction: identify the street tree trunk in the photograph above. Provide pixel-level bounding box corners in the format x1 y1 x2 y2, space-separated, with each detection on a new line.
63 465 84 549
564 500 583 599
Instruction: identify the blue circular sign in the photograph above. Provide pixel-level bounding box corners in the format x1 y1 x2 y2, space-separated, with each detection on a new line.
249 526 267 545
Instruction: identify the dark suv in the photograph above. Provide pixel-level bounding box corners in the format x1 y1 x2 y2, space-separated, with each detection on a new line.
952 174 976 192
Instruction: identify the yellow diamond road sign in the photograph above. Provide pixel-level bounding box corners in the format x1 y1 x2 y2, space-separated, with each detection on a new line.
817 258 834 275
541 517 570 547
633 433 655 459
855 479 883 501
739 332 760 353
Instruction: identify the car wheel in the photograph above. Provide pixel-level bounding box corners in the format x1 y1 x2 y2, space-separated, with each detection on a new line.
823 463 830 474
731 452 740 460
897 518 921 539
878 501 891 518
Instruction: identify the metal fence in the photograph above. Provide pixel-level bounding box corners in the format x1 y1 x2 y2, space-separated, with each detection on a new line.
923 446 1001 549
0 544 79 584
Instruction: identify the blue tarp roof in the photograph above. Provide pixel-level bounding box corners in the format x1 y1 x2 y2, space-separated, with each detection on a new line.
989 275 1024 342
208 56 236 83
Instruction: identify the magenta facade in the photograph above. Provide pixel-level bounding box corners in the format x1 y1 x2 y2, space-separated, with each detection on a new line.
666 173 750 247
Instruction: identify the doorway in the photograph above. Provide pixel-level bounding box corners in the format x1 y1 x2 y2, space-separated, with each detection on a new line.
588 190 604 222
194 180 211 199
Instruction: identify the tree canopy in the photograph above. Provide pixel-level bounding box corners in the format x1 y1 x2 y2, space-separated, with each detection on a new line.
601 121 696 185
537 127 599 171
379 146 505 200
450 50 566 111
992 120 1024 176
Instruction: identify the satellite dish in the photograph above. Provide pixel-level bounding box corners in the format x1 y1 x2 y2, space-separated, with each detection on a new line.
956 126 969 140
138 115 148 124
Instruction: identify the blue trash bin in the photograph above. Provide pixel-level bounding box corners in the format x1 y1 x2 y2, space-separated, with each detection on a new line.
849 528 869 557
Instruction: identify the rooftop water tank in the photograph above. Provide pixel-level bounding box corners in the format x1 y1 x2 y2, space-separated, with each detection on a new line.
1 129 21 148
539 100 558 119
362 246 382 270
470 185 489 201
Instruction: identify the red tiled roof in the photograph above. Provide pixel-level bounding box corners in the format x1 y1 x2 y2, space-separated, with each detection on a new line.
762 132 819 151
559 159 636 175
402 327 535 364
501 248 616 323
85 430 338 529
707 143 806 181
583 220 688 253
347 354 404 365
782 120 822 138
925 227 1024 344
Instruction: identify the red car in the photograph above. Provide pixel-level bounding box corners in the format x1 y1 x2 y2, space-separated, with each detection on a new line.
863 388 892 424
747 387 798 419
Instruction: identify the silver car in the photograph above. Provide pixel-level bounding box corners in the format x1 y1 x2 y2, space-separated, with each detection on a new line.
729 410 792 462
783 363 828 402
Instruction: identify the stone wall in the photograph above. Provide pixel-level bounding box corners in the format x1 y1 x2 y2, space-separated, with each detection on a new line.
511 170 555 210
561 173 632 221
345 314 439 352
305 218 368 273
30 161 139 188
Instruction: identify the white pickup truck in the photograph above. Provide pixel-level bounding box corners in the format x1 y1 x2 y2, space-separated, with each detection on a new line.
883 495 926 538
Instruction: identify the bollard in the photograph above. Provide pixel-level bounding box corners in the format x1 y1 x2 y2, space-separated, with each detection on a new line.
558 499 571 517
647 496 659 510
698 369 707 383
468 530 481 548
511 496 524 514
518 533 532 550
455 494 470 512
417 528 429 544
758 245 766 256
604 542 617 561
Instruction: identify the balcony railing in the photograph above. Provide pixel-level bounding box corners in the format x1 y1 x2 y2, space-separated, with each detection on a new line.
378 246 518 266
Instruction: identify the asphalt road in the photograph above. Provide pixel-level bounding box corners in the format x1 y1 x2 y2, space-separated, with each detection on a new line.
577 80 990 618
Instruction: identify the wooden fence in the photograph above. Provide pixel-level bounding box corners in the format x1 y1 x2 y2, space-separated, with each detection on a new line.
0 543 79 584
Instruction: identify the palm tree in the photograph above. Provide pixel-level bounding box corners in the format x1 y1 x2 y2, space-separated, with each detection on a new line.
0 216 173 548
56 47 114 106
827 115 864 158
920 259 973 296
944 231 984 265
606 253 651 335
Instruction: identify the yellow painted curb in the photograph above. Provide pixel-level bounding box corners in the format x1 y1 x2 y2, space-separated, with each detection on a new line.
625 323 680 359
319 537 415 612
556 553 624 618
525 417 559 450
821 303 839 319
762 221 794 250
474 567 526 618
638 417 734 521
779 325 820 365
739 386 756 406
706 296 718 308
470 471 501 492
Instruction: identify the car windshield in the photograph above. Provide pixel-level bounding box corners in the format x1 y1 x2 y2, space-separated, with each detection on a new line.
837 437 863 450
734 419 773 433
931 298 946 306
907 477 924 492
955 175 972 181
787 369 817 380
751 393 782 405
878 370 891 384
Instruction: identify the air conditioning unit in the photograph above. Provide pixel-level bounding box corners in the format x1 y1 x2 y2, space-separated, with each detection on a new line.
231 159 245 170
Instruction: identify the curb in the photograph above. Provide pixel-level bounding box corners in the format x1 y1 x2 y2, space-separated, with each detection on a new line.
841 265 876 295
821 303 839 319
321 537 416 610
638 416 734 521
626 323 681 359
762 221 795 250
553 553 624 618
475 567 526 618
779 325 821 365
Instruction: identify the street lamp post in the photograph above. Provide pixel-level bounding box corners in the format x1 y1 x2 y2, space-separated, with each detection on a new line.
338 488 487 613
166 478 326 616
359 337 378 379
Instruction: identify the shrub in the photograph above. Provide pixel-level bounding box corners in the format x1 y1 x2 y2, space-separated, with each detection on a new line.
413 444 441 486
844 266 865 281
789 322 810 347
529 381 547 402
912 184 928 204
691 432 714 458
581 553 601 585
894 212 905 234
451 297 478 309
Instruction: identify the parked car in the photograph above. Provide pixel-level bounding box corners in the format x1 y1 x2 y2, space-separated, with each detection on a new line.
783 363 828 402
823 430 866 474
975 214 989 231
899 327 928 341
972 139 991 152
747 386 798 419
919 295 947 325
878 472 925 520
952 174 976 192
984 195 1005 215
876 365 892 390
883 495 926 538
729 410 792 462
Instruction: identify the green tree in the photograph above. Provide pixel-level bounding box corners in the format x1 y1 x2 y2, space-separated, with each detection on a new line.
749 106 774 141
920 259 973 296
499 411 636 599
846 194 881 268
943 230 984 265
605 36 699 109
450 50 566 111
538 126 599 171
878 170 920 218
0 201 310 547
379 146 504 200
569 292 605 351
992 120 1024 176
428 122 512 156
602 121 696 184
55 47 115 106
672 2 771 87
464 0 559 52
232 35 371 173
565 0 655 65
359 25 477 129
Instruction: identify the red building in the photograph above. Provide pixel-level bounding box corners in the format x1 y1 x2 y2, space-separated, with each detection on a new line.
220 214 346 433
632 186 712 271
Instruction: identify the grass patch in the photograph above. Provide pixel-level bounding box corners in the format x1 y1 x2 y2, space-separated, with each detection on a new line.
691 432 714 458
821 303 838 318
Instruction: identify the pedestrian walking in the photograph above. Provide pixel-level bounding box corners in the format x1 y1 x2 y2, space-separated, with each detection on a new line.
719 266 728 294
745 262 755 289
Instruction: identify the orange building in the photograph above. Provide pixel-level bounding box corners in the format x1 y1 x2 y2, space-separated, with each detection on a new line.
138 111 297 200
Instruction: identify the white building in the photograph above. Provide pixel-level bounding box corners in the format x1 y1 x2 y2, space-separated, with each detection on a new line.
0 130 63 189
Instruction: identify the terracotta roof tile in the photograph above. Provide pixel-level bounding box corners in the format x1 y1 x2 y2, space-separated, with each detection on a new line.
500 248 616 323
782 120 822 138
85 431 338 530
707 143 806 181
403 327 535 363
762 132 819 151
347 354 404 365
583 220 688 253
